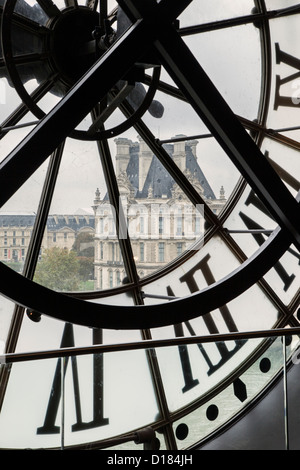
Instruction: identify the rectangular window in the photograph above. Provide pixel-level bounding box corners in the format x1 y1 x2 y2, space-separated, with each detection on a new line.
140 242 144 262
99 269 102 289
177 243 183 256
140 216 144 234
195 217 201 235
159 216 164 235
110 243 115 262
158 242 164 262
176 217 182 236
109 217 116 236
99 218 104 233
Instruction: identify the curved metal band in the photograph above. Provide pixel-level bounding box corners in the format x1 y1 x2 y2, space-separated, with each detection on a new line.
0 0 298 329
0 220 295 330
71 66 161 141
1 0 47 119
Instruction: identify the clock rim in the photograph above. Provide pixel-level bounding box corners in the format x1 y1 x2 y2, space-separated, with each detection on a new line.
0 0 298 330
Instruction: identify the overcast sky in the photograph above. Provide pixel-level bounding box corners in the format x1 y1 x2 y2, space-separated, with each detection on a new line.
0 0 262 214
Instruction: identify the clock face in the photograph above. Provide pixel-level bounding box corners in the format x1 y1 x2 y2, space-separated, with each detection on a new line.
0 0 299 450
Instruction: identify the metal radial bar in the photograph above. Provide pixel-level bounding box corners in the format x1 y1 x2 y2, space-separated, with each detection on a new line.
92 111 143 304
179 4 300 37
117 96 220 227
0 0 298 330
123 0 300 249
35 0 61 18
0 75 58 139
3 144 65 351
0 5 49 35
0 142 66 414
23 142 66 280
0 0 191 208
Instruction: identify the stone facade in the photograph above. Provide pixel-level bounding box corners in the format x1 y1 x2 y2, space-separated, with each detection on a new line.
0 212 94 269
93 137 226 290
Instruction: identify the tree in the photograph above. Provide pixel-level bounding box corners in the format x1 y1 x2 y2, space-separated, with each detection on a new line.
34 247 80 291
72 232 95 282
72 232 95 258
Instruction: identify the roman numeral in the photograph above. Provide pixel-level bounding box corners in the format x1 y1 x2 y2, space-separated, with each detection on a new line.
274 42 300 109
37 324 108 435
167 254 245 393
265 152 300 193
239 188 300 291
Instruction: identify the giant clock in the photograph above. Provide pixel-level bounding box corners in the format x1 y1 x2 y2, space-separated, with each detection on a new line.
0 0 299 450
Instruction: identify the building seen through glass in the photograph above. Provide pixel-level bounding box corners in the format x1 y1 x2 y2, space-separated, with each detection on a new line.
0 138 226 291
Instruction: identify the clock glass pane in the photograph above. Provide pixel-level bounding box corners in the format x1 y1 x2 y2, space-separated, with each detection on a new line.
0 0 299 451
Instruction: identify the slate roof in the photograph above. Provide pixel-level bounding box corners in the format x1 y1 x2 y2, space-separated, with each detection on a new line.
0 214 36 228
0 213 95 231
125 141 216 200
46 215 94 232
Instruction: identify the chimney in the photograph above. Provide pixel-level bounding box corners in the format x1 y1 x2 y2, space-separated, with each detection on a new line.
115 138 131 176
138 136 153 191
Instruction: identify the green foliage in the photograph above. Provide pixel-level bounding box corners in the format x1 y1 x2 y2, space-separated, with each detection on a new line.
72 232 95 258
34 247 80 291
77 256 94 281
72 232 95 283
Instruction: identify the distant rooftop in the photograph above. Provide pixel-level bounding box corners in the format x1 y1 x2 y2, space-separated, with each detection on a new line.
0 212 95 231
118 138 216 200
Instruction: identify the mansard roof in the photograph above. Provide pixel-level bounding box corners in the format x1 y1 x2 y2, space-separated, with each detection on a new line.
46 215 94 232
0 213 36 228
0 213 95 231
125 141 216 200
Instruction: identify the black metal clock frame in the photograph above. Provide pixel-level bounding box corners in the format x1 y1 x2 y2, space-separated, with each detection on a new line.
0 0 299 330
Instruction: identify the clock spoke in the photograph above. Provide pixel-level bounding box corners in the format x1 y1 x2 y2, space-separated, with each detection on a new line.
0 212 295 329
117 99 220 228
118 0 299 248
0 3 49 33
91 112 143 303
179 12 263 37
34 0 61 19
86 0 97 11
6 51 50 66
0 0 199 209
64 0 78 8
151 25 300 249
144 73 185 102
25 143 66 280
178 4 300 38
1 0 300 450
0 75 57 140
0 19 153 206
